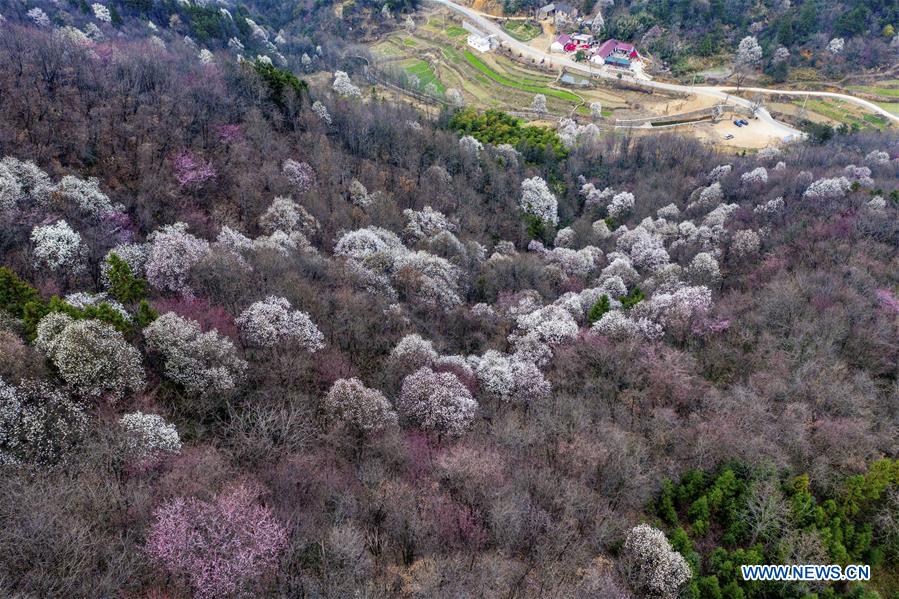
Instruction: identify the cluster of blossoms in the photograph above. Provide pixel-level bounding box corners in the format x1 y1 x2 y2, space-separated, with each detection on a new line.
474 350 550 404
334 226 463 309
332 71 361 98
616 227 670 271
773 45 791 63
638 285 713 331
35 313 145 401
592 310 663 341
741 167 768 186
736 35 763 65
348 179 371 207
172 150 216 187
446 88 465 107
686 252 721 286
827 37 845 54
620 524 692 599
608 191 636 220
865 150 890 165
519 177 559 225
119 412 182 458
145 223 210 295
31 220 86 272
146 484 287 599
311 100 332 125
803 176 852 200
388 333 438 373
398 367 478 437
198 49 214 65
28 7 50 27
394 250 463 309
0 378 88 466
54 175 123 217
694 182 724 210
531 93 547 113
543 246 600 278
403 206 453 241
236 296 324 352
731 229 761 258
707 164 732 182
757 147 781 161
844 164 874 187
258 195 319 237
754 196 784 214
557 118 601 149
554 227 576 248
64 292 130 321
580 182 615 208
92 3 112 22
323 378 398 434
144 312 247 397
282 159 315 193
459 135 483 157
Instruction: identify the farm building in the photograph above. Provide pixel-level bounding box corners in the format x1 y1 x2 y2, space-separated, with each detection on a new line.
550 33 572 53
571 33 594 44
595 39 639 67
464 22 497 53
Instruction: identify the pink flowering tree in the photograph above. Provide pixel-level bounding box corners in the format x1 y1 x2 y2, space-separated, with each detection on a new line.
173 150 217 188
146 484 287 599
282 159 315 193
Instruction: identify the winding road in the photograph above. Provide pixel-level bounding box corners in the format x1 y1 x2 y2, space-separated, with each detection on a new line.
427 0 899 142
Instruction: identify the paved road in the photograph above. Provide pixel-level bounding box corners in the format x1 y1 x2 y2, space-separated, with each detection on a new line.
428 0 899 140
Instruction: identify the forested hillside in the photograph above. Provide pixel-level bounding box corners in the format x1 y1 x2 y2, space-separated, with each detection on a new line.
0 12 897 599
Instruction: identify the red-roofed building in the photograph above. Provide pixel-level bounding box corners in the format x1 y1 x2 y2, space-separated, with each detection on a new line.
595 39 639 67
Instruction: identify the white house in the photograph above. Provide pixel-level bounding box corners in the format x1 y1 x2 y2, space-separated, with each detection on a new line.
464 22 497 52
467 32 497 52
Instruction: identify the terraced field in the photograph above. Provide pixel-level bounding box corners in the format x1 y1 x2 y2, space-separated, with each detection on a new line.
502 20 542 42
370 16 629 118
793 98 892 131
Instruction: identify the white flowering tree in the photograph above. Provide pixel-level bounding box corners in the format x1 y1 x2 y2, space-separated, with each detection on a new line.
803 176 852 200
446 88 465 108
236 296 324 352
531 94 547 113
393 250 462 310
686 252 721 286
731 229 761 258
119 412 182 458
620 524 692 598
519 176 559 226
92 3 112 22
145 223 209 295
475 350 550 405
144 312 247 397
736 36 763 66
608 191 635 220
323 378 398 435
459 135 483 158
741 167 768 186
398 367 478 437
333 71 361 98
403 206 452 241
282 159 315 193
827 37 845 55
0 378 88 466
31 220 86 272
388 333 438 373
312 101 332 125
590 101 603 120
35 314 145 401
54 175 122 217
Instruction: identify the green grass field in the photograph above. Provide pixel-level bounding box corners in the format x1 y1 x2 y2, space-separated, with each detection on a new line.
797 98 891 131
445 25 467 37
874 101 899 116
502 20 542 42
403 59 446 93
462 50 582 102
847 85 899 98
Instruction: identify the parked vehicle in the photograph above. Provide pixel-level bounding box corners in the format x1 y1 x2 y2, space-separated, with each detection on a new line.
724 134 734 140
733 120 744 127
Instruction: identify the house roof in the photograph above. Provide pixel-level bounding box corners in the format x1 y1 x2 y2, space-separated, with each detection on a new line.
555 34 572 44
554 2 575 14
596 39 636 58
